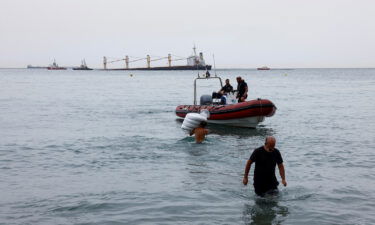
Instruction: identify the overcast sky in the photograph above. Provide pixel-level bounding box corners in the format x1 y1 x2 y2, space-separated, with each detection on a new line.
1 0 374 68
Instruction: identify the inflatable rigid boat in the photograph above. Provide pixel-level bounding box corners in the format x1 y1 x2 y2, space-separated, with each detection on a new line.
175 75 276 128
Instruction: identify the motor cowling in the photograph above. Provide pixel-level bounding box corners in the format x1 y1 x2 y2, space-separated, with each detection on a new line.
200 95 212 105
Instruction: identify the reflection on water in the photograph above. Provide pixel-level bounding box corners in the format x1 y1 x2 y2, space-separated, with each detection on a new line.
176 137 212 191
243 195 289 225
176 136 210 156
175 119 275 138
186 142 210 156
208 124 274 138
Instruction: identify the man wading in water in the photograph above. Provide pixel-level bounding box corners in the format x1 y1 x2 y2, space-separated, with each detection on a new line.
243 136 287 196
189 121 209 144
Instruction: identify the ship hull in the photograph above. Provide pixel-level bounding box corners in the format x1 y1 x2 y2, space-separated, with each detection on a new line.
73 68 93 70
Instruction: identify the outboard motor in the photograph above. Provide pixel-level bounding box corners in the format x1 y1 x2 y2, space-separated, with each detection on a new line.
200 95 212 105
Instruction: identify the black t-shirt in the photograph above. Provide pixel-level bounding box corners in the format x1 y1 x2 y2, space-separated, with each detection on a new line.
237 81 248 96
221 84 233 93
249 146 283 190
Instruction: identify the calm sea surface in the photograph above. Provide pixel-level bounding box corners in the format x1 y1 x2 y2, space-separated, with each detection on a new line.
0 68 374 225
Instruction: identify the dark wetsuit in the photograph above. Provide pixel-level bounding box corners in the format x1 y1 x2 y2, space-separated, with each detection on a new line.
250 146 283 196
237 81 248 102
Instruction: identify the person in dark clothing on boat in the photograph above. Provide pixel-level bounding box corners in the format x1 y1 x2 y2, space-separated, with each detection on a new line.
212 79 233 99
243 136 287 196
236 76 248 102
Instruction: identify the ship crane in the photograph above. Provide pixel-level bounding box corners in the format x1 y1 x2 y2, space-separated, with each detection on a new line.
102 47 211 70
103 54 188 69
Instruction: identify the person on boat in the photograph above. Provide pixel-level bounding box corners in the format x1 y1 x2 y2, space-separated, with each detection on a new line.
236 76 248 102
189 121 209 144
205 70 211 78
242 136 287 196
212 79 233 99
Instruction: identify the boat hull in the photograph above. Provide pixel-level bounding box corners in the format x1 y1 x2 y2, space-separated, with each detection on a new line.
47 67 67 70
175 99 276 128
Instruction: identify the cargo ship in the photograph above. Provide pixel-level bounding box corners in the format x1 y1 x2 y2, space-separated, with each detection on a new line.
103 46 212 70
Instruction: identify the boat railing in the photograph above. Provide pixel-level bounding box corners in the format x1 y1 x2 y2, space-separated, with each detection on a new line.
193 75 223 105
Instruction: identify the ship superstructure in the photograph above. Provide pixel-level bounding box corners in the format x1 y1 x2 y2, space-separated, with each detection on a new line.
47 59 67 70
73 59 93 70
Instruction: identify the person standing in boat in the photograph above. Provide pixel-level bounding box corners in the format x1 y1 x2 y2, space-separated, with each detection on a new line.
212 79 233 99
189 121 209 144
236 76 248 102
242 136 287 196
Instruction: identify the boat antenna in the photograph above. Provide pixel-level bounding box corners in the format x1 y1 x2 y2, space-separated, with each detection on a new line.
212 54 217 77
197 63 200 78
193 44 200 77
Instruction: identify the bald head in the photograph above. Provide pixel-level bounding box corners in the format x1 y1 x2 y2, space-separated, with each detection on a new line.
264 136 276 151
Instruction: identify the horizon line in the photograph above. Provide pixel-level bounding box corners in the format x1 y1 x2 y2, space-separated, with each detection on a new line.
0 67 375 70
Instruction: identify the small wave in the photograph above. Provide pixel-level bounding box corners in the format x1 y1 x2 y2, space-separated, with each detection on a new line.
281 186 315 202
0 166 11 169
44 144 59 149
20 146 34 150
135 109 174 115
50 201 124 214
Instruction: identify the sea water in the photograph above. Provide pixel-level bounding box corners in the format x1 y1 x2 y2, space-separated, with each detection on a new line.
0 68 374 224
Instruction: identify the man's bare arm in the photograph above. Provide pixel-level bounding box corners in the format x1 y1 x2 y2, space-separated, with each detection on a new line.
277 163 287 186
243 160 253 185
